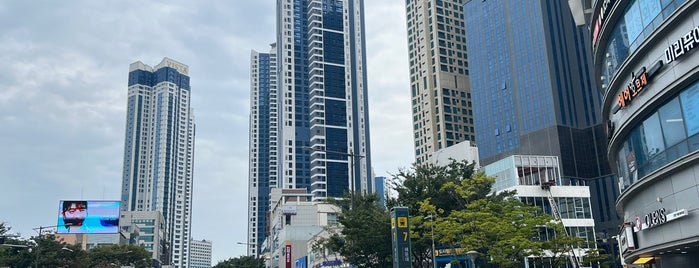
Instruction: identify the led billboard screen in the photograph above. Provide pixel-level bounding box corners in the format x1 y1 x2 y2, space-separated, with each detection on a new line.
56 200 120 234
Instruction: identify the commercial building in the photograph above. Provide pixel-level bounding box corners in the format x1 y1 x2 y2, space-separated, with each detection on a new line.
483 155 596 267
189 239 212 268
404 0 476 164
266 188 340 268
121 58 195 267
247 0 373 257
571 0 699 266
120 211 169 266
462 0 621 253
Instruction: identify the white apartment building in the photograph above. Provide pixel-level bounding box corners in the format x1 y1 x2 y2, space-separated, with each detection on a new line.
121 58 195 267
189 238 212 268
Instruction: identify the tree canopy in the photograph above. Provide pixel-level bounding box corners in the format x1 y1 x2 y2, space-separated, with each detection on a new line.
0 222 153 268
213 255 265 268
323 193 393 268
387 160 600 268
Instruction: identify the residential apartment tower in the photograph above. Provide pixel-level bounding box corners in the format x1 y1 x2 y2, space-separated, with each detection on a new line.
404 0 475 164
121 58 195 267
247 0 373 257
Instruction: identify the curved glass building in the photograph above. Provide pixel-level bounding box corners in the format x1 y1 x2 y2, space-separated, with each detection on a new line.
584 0 699 266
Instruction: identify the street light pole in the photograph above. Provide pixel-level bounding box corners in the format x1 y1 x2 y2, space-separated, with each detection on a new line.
425 215 436 268
32 224 69 268
349 149 355 209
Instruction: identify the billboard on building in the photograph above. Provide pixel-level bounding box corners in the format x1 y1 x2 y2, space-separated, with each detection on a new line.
56 200 120 234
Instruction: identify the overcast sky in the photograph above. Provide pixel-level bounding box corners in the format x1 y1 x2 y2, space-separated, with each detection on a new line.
0 0 413 263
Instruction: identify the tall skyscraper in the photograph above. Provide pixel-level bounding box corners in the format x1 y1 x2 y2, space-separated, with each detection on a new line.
404 0 475 164
247 0 373 257
463 0 620 243
121 58 195 267
248 47 275 257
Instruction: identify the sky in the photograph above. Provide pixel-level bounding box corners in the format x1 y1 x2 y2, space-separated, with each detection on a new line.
0 0 413 263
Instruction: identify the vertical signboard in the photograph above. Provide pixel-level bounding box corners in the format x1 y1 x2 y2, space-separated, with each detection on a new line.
285 241 292 268
391 207 411 268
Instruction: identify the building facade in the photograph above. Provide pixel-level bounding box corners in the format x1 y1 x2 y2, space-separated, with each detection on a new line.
248 47 276 256
120 211 169 266
578 0 699 266
247 0 374 257
189 239 212 268
483 155 597 267
121 58 195 267
462 0 622 248
429 140 480 168
404 0 476 164
266 188 339 268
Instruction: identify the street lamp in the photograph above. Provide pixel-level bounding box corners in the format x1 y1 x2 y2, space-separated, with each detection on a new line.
303 146 365 208
237 241 258 256
33 224 70 268
424 215 436 268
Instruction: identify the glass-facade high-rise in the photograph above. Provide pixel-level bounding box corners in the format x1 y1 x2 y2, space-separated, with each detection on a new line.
121 58 195 267
247 0 373 257
404 0 476 164
576 0 699 266
463 0 621 249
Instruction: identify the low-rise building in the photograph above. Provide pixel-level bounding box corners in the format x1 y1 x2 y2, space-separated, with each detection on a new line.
266 189 341 268
483 155 596 267
189 238 212 268
120 211 169 266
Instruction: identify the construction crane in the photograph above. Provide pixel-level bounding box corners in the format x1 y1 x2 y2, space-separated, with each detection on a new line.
541 180 582 268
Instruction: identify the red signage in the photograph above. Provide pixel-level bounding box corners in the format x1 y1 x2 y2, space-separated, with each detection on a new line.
592 0 615 46
285 244 292 268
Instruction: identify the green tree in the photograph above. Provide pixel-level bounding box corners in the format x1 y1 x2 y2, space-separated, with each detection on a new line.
213 255 264 268
0 222 33 267
390 160 599 268
87 244 151 268
387 160 479 267
535 222 607 268
323 193 392 268
309 226 344 267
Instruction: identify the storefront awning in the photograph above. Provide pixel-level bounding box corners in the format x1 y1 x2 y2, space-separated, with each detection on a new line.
633 257 654 264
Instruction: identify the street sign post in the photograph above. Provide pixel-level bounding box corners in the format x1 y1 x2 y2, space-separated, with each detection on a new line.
391 207 411 268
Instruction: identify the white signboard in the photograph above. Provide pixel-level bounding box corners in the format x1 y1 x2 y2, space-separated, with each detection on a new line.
634 209 687 232
281 205 297 215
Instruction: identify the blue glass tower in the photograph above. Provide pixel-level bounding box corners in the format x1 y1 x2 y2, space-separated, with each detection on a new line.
247 0 373 257
463 0 620 237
